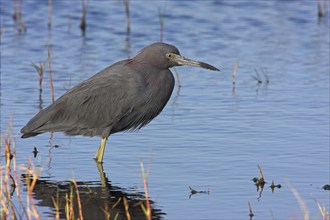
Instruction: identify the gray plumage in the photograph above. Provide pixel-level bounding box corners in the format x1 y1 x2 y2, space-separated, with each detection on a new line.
21 42 219 163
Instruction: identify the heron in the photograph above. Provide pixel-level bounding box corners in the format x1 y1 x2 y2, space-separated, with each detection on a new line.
21 42 219 163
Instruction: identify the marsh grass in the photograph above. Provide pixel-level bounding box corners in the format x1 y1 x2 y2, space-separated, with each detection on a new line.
317 0 328 18
47 46 55 104
12 0 27 33
251 69 262 84
32 62 44 93
123 0 131 33
1 129 155 220
248 201 254 219
32 62 45 110
231 61 239 85
140 161 151 220
0 131 42 219
80 0 89 34
48 0 52 29
252 68 269 85
158 6 165 42
314 199 330 220
1 122 327 219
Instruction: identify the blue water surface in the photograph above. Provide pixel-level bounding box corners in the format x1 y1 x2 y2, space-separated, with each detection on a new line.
1 1 329 219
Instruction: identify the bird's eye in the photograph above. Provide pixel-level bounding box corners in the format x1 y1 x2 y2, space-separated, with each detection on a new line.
166 53 172 58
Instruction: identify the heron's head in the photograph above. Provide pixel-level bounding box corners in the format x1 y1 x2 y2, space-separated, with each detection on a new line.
135 42 220 71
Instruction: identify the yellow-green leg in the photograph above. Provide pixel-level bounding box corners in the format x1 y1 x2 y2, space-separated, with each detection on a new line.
95 162 107 187
94 137 107 163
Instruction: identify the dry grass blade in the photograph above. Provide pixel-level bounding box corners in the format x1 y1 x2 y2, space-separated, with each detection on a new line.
231 61 239 84
51 196 60 220
257 164 264 180
65 193 70 219
72 179 84 220
140 161 151 220
314 199 329 220
32 62 44 92
123 197 131 220
288 182 309 220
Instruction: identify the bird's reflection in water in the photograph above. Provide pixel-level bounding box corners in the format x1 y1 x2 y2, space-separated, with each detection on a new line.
21 163 165 220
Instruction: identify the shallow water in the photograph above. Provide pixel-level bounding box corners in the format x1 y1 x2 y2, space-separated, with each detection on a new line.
1 1 329 219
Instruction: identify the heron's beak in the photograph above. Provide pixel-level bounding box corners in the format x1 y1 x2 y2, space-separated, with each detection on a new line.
174 54 220 71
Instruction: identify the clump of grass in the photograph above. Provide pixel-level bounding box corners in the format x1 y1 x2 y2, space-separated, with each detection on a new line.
252 164 265 186
1 134 43 219
62 179 84 220
0 117 16 219
251 165 284 204
252 165 266 200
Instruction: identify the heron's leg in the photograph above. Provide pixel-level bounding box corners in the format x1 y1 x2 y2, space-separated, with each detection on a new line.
94 137 107 163
95 162 108 187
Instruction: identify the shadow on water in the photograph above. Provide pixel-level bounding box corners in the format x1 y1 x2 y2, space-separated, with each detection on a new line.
21 163 165 220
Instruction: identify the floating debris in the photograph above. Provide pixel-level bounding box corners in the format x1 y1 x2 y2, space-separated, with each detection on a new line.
189 186 210 198
270 180 282 193
254 164 266 187
322 184 330 190
252 165 282 199
33 147 39 158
